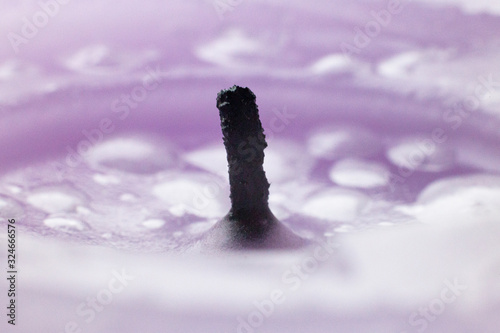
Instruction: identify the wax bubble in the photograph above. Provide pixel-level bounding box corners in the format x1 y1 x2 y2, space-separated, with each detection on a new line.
386 137 454 172
142 219 166 229
308 125 382 160
153 173 229 218
329 159 389 189
92 173 121 185
411 174 500 225
43 217 86 232
301 189 369 222
85 137 176 174
27 188 84 214
184 145 227 177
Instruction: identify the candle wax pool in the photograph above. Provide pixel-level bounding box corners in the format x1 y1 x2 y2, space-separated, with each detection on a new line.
1 0 500 332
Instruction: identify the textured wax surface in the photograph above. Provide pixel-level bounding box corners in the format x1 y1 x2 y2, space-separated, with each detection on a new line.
1 0 500 332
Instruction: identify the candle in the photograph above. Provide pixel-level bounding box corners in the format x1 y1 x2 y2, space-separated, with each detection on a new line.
1 0 500 332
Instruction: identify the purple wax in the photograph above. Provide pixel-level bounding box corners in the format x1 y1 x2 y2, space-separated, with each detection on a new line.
1 1 500 332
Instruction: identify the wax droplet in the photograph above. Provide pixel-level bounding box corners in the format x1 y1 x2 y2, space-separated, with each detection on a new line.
6 185 22 194
27 188 84 213
76 206 91 215
92 173 121 185
329 159 389 189
173 231 184 238
184 145 227 178
153 173 228 218
386 137 454 172
86 137 176 174
413 174 500 225
0 196 23 219
120 193 137 202
302 189 368 222
333 225 355 233
308 125 381 160
43 217 85 231
142 219 166 229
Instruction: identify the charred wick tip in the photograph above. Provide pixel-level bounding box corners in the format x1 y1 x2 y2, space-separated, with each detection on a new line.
216 85 271 231
203 85 306 249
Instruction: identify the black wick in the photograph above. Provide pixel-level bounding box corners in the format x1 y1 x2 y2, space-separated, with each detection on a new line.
210 85 305 249
217 85 270 221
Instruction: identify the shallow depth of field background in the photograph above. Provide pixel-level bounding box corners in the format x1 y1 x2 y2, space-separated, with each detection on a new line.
1 0 500 332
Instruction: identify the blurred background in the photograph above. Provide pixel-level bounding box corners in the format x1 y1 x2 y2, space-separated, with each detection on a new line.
1 0 500 332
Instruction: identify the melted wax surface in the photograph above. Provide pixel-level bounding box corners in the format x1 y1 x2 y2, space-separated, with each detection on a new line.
1 0 500 332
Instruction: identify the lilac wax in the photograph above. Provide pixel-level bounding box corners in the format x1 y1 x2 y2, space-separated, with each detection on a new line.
1 0 500 332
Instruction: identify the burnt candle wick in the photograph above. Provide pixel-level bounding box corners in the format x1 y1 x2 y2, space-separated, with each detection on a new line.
202 85 306 250
217 86 270 223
